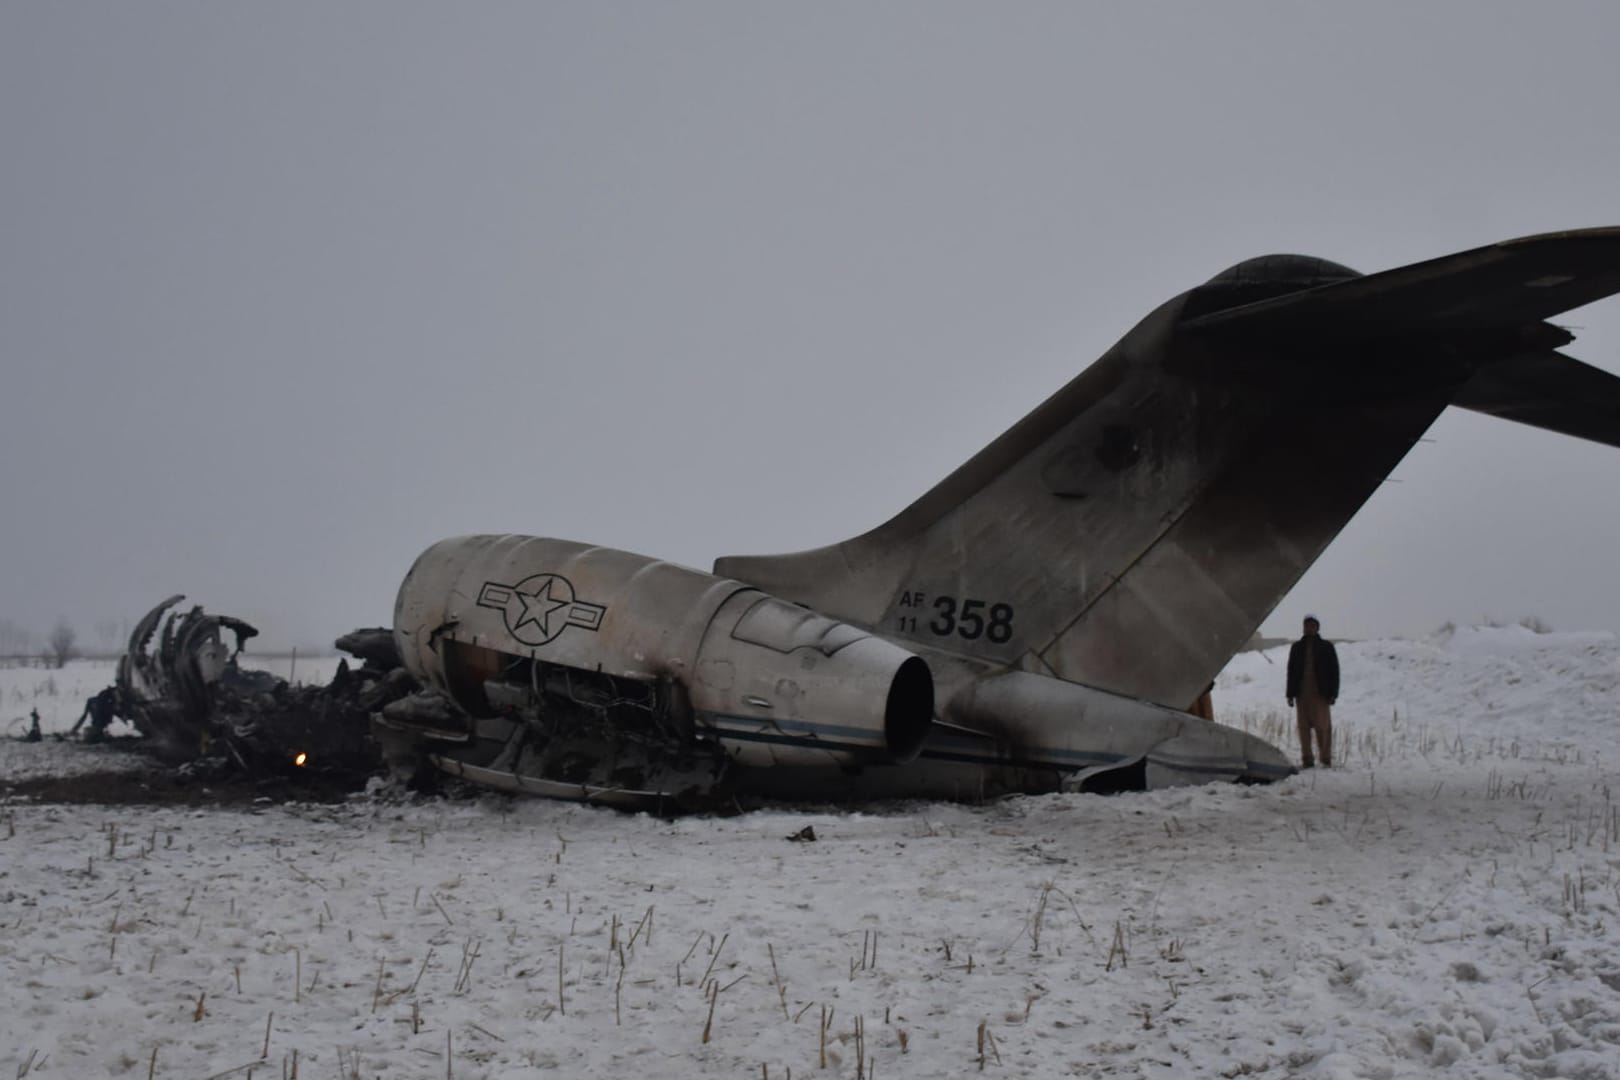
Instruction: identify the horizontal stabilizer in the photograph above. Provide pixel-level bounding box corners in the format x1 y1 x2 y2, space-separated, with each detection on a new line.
1184 227 1620 340
1452 350 1620 450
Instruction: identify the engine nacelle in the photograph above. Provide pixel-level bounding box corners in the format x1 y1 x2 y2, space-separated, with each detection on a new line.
393 535 934 767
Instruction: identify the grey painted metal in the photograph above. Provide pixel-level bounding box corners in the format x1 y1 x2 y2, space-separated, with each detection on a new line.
945 670 1290 781
394 534 934 768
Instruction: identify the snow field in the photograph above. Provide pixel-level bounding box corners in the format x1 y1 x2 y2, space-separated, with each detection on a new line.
1 628 1618 1078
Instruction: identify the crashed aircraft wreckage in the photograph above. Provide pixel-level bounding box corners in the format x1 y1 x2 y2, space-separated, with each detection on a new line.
110 595 409 783
108 229 1620 806
374 227 1620 805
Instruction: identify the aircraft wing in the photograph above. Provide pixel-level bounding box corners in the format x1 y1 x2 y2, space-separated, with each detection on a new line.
1182 227 1620 340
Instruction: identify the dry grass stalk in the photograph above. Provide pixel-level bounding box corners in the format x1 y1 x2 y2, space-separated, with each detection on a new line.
557 945 566 1016
975 1020 1002 1070
819 1005 828 1068
855 929 879 973
1031 884 1053 954
1105 921 1128 971
615 947 626 1026
453 939 481 993
372 956 386 1012
407 947 435 996
193 991 208 1022
768 942 789 1020
701 980 719 1044
699 931 730 987
627 904 654 950
678 928 705 986
262 1012 273 1059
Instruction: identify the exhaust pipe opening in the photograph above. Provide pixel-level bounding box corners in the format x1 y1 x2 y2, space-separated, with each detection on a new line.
884 656 935 764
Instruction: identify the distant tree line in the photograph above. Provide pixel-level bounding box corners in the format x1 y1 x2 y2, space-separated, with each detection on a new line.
0 618 90 668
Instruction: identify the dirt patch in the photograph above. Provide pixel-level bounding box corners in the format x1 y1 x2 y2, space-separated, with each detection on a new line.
1 765 371 806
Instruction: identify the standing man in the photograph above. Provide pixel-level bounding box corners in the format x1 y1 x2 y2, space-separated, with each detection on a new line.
1286 615 1339 768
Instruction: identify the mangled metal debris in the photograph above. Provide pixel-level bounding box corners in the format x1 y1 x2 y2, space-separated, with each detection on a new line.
99 596 415 788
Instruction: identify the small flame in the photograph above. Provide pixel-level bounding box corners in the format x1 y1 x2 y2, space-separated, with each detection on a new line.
293 752 307 767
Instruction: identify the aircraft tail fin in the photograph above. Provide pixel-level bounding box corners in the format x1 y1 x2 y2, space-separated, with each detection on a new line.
716 228 1620 708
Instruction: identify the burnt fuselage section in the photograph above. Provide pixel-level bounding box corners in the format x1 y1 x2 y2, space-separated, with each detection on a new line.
380 535 938 805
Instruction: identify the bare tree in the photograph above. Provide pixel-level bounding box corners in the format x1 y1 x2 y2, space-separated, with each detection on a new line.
48 620 77 668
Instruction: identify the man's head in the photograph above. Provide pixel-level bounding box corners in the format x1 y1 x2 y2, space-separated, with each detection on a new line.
1303 615 1320 636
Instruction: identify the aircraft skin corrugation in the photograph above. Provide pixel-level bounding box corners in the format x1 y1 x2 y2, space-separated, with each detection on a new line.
375 228 1620 805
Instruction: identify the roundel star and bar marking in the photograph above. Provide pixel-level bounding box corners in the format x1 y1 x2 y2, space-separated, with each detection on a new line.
476 574 607 648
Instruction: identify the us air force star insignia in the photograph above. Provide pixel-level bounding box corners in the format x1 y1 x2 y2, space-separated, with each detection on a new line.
476 574 606 647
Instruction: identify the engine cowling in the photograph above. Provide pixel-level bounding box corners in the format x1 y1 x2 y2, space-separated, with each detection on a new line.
393 535 934 767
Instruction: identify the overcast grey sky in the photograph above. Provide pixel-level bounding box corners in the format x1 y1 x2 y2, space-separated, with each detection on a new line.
4 3 1620 651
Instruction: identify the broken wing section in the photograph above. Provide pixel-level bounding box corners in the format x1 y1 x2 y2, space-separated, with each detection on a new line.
946 671 1293 789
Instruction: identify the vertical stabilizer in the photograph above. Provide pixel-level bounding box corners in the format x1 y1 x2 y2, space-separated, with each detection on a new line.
717 231 1620 707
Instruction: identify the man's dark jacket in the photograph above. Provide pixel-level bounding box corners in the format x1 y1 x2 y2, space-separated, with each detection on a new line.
1286 635 1340 701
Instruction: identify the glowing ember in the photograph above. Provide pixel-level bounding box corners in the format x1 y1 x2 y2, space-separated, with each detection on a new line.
293 752 307 767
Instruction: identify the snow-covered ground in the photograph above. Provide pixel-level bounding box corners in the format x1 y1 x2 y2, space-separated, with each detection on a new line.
3 630 1619 1078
